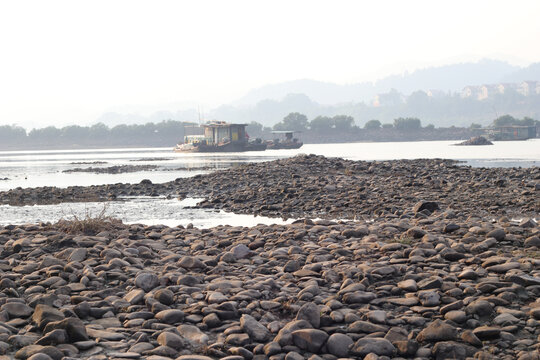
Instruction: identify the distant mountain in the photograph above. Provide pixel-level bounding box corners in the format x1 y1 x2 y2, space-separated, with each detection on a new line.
234 59 529 105
94 59 540 128
232 79 375 106
501 62 540 82
96 109 199 127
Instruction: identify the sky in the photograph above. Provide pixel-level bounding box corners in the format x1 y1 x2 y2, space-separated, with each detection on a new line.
1 0 540 129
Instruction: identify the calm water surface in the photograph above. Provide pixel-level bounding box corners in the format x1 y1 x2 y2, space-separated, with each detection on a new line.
0 140 537 226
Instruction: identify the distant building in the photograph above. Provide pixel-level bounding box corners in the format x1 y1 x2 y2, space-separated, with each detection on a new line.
461 82 533 100
517 81 539 96
426 89 446 98
461 85 482 99
497 83 518 94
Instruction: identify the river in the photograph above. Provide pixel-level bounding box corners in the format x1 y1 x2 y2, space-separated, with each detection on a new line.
0 139 538 226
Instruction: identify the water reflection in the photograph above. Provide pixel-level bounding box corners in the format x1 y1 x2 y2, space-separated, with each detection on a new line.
0 197 294 229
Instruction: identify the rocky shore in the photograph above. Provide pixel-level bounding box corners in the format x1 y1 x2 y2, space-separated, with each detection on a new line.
0 204 538 359
1 155 538 219
456 137 493 146
0 155 536 359
63 165 158 175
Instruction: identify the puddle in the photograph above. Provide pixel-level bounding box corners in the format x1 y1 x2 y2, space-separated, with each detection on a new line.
0 197 294 228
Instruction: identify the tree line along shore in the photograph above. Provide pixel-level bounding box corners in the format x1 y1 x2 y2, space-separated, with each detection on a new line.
0 114 537 151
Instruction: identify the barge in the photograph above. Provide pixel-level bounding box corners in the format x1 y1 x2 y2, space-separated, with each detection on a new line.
174 122 267 153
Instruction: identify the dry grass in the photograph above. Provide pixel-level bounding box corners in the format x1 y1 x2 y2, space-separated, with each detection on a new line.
385 235 414 245
513 249 540 260
55 205 122 235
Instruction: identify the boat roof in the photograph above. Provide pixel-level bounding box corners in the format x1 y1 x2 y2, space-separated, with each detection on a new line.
271 130 301 134
202 121 247 128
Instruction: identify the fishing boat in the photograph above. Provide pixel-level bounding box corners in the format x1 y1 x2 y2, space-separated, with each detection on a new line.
174 122 267 152
266 131 303 149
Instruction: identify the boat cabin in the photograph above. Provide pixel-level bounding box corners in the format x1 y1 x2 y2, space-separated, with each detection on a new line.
272 130 297 141
268 130 303 149
202 122 248 145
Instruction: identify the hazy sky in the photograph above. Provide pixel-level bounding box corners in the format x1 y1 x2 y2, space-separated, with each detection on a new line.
1 0 539 128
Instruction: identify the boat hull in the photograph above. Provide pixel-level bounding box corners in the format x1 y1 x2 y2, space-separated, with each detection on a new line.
174 142 267 153
267 142 303 150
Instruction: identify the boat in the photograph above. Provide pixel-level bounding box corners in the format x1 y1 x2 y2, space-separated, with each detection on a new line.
266 131 303 149
174 122 267 153
485 125 537 141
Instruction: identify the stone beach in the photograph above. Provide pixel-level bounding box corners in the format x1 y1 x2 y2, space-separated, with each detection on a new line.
0 155 537 359
0 155 538 218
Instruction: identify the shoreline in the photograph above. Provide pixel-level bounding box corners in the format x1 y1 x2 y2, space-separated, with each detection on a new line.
0 155 537 359
0 155 537 218
0 136 529 153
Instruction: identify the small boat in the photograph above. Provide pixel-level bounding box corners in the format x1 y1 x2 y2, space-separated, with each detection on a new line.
266 131 303 150
485 125 537 141
174 122 267 153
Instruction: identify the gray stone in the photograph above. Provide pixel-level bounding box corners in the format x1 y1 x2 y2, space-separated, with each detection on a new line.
524 236 540 247
326 333 353 357
155 309 184 324
154 288 174 305
263 341 281 356
147 345 178 357
493 313 520 326
32 304 64 329
124 289 145 305
413 201 439 213
42 318 88 342
157 331 184 350
283 260 300 273
416 320 457 342
240 314 271 342
291 329 329 353
465 300 494 317
487 228 505 241
231 244 251 259
348 320 388 333
2 302 33 319
178 256 206 269
284 351 304 360
177 324 209 346
418 290 440 307
69 248 87 262
431 341 478 359
444 310 467 324
472 326 500 340
135 272 159 292
27 354 53 360
296 302 320 328
342 291 376 304
397 279 417 292
367 310 387 324
274 320 312 346
35 329 68 346
350 337 396 357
